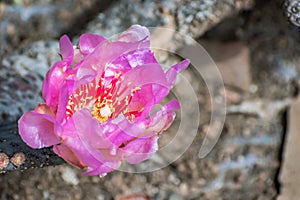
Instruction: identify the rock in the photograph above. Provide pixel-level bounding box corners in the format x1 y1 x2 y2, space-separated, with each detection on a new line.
0 0 113 57
226 98 291 120
60 166 79 186
219 87 242 104
277 97 300 200
169 193 183 200
199 41 252 91
176 0 254 39
115 193 151 200
0 40 59 123
244 0 300 99
86 0 254 51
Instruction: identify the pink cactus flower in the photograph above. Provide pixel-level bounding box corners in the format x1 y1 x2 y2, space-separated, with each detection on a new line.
18 25 190 176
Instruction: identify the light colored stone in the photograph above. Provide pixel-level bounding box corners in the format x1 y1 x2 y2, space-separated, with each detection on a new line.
227 98 291 120
60 166 79 186
199 41 252 91
0 40 59 122
278 97 300 200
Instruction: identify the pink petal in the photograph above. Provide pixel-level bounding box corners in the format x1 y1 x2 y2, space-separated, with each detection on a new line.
54 141 117 176
42 63 77 113
146 100 180 133
55 84 70 123
118 101 180 164
18 111 60 148
53 144 86 169
126 84 169 120
109 49 157 73
123 135 159 164
102 115 146 147
110 64 170 119
57 118 100 167
116 63 169 101
72 49 85 67
34 103 55 116
42 62 66 110
72 109 121 165
76 42 139 81
166 59 190 86
59 35 74 64
56 117 120 175
77 26 151 81
117 25 150 47
79 33 106 55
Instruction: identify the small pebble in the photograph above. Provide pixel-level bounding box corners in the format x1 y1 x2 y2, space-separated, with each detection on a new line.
10 152 26 167
0 153 9 170
60 166 79 186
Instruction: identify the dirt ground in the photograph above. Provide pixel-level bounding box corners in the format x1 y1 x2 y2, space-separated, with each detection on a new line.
1 0 300 199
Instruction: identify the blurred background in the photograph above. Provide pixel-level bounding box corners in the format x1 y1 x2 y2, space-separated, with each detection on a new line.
1 0 300 199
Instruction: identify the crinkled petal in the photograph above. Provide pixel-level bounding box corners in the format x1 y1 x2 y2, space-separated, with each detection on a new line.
77 42 144 82
121 101 179 164
146 100 180 133
34 103 55 116
60 35 74 64
117 24 150 47
110 64 170 120
56 116 120 175
57 118 99 168
77 25 151 82
116 63 169 101
72 49 85 67
55 83 70 123
18 111 60 148
54 140 117 176
73 109 121 166
79 33 106 55
108 49 157 73
166 59 190 86
127 84 169 120
75 66 97 88
53 144 86 169
42 62 66 110
123 135 158 164
42 35 78 108
102 115 146 147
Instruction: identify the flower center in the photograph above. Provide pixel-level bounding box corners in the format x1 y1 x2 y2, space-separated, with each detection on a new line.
65 72 142 123
66 77 115 122
100 104 112 117
92 102 115 123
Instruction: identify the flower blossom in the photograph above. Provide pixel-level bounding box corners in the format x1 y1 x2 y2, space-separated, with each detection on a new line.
18 25 190 176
